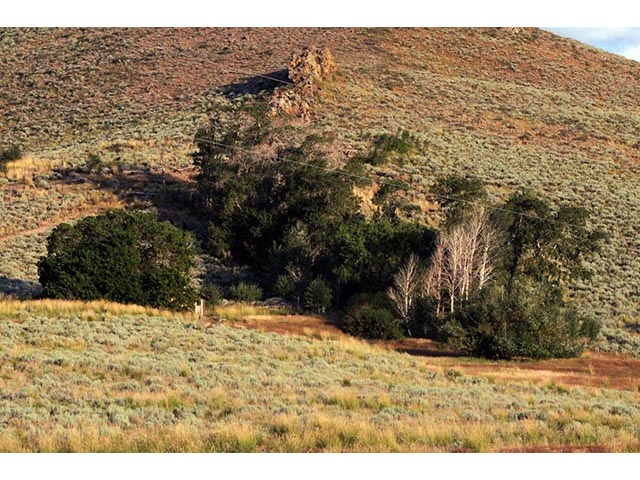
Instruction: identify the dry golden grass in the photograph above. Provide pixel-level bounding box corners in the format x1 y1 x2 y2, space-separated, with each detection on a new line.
0 298 196 321
212 303 292 320
4 156 61 182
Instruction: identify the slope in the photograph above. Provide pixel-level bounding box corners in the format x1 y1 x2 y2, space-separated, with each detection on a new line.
0 28 638 325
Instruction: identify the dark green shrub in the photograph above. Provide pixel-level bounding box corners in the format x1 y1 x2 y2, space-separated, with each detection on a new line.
343 304 402 340
304 278 332 313
409 296 447 340
86 153 102 173
443 280 601 359
38 210 197 310
200 283 224 306
274 274 295 298
0 145 22 174
365 130 419 166
347 291 395 311
229 282 263 302
432 175 488 228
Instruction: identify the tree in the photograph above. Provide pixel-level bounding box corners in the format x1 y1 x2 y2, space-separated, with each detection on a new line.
275 264 305 309
444 279 601 359
422 238 446 316
419 187 604 358
342 292 402 340
229 282 263 302
433 175 488 228
304 278 332 313
498 191 605 292
387 253 421 334
38 210 197 310
0 145 22 175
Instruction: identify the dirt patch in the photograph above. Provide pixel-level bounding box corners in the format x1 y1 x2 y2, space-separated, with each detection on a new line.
500 444 610 453
228 314 344 339
450 352 640 391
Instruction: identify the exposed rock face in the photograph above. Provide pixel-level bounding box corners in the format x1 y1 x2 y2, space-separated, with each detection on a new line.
270 46 337 121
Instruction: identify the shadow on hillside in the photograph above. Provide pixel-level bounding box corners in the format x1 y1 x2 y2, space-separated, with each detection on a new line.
59 168 209 242
393 345 467 358
218 69 290 98
0 276 42 299
383 338 467 358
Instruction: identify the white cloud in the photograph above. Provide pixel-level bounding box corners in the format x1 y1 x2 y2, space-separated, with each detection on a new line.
620 44 640 61
546 28 640 61
550 27 640 43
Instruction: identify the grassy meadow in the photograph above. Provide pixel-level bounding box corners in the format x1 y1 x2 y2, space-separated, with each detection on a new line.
1 299 639 452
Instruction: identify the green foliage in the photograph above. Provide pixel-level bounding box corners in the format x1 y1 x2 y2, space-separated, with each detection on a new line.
200 283 223 306
433 175 488 228
496 191 606 290
193 106 436 312
192 97 273 213
343 304 402 340
195 121 358 267
416 185 604 359
443 280 601 359
228 282 263 302
324 216 435 301
342 292 401 339
365 130 419 166
37 210 197 310
85 153 102 173
0 145 22 174
304 278 332 313
410 296 447 340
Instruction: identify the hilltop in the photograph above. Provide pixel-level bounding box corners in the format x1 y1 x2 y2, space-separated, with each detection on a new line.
0 28 639 329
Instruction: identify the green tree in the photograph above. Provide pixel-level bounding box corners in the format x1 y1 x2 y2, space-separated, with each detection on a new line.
433 175 488 228
38 210 197 310
229 282 263 302
322 216 435 303
304 278 332 313
341 292 402 340
444 279 600 359
498 191 605 291
0 145 22 175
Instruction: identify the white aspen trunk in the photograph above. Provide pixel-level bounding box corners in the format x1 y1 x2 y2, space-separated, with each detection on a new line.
388 254 420 329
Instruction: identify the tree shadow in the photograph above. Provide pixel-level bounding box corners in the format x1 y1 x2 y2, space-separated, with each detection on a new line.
382 338 467 358
0 276 42 299
64 168 210 242
393 345 467 358
218 69 290 98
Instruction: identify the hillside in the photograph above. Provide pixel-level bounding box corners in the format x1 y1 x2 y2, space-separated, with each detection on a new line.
1 27 639 328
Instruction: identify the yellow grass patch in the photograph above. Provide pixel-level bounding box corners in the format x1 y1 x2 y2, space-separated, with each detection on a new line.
4 156 60 181
0 298 195 321
212 303 292 320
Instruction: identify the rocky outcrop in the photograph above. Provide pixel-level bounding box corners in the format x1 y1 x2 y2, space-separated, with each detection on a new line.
270 46 337 121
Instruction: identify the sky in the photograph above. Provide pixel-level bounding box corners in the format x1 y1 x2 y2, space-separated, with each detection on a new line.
546 28 640 61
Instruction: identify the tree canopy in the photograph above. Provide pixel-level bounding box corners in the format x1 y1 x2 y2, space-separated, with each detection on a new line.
38 210 197 310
